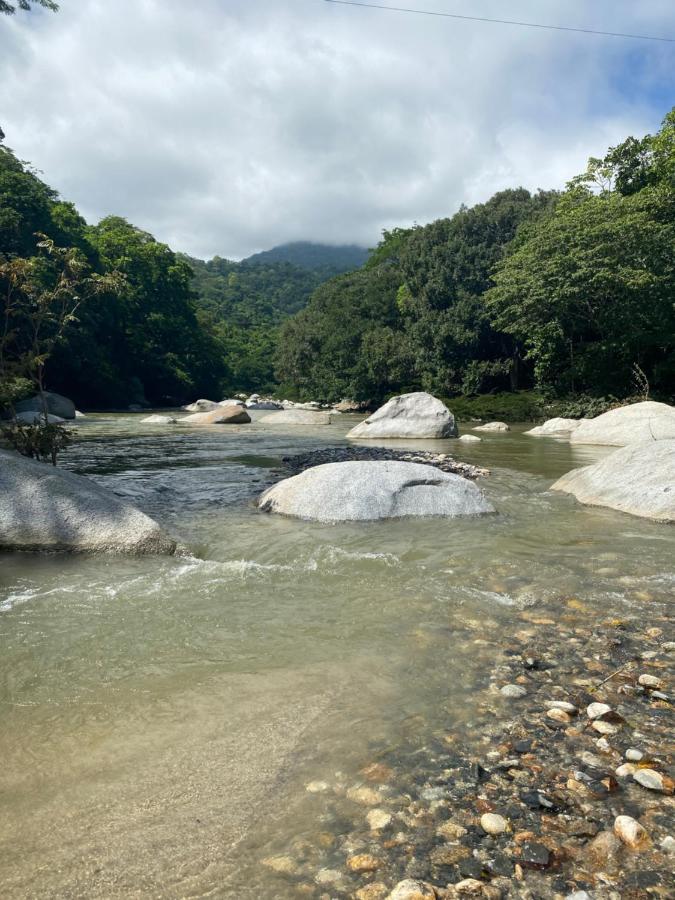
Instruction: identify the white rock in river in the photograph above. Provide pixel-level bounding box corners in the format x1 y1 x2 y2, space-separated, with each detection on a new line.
472 421 510 432
347 392 457 440
551 440 675 523
480 813 507 835
15 391 76 419
500 684 526 699
570 400 675 446
525 417 581 436
387 880 436 900
0 449 175 554
260 409 333 425
586 702 611 719
219 398 246 407
459 434 482 443
142 414 178 424
257 461 494 523
13 411 66 425
613 815 651 850
180 407 251 425
182 398 220 412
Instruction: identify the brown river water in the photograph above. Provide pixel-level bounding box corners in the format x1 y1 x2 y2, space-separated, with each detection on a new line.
0 413 673 898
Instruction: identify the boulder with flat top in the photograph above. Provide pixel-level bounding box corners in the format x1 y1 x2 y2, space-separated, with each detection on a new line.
569 401 675 446
180 407 251 425
347 392 457 440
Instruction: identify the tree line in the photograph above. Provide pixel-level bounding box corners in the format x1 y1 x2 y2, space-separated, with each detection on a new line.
276 110 675 409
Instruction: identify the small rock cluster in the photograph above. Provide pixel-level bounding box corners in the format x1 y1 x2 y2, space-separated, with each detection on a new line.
281 447 489 481
258 603 673 898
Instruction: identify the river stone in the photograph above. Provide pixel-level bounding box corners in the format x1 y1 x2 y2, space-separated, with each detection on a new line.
472 421 510 432
347 392 458 440
614 815 651 850
257 461 494 523
386 880 436 900
569 400 675 446
260 409 333 425
633 769 671 792
183 399 220 412
551 440 675 522
219 398 246 407
586 702 611 719
0 449 175 554
500 684 527 699
180 407 251 425
15 391 76 419
480 813 507 835
14 411 66 424
459 434 482 443
142 414 178 424
525 417 581 436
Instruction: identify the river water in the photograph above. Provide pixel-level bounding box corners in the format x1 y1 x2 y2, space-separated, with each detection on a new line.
0 413 673 898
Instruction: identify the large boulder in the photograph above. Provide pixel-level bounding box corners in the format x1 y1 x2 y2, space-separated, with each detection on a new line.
551 440 675 523
183 399 220 412
260 409 333 425
347 392 457 440
0 449 176 553
525 417 581 437
569 401 675 446
15 391 76 420
180 407 251 425
472 421 510 432
257 460 494 522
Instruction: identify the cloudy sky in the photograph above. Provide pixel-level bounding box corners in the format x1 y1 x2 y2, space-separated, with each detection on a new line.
1 0 674 259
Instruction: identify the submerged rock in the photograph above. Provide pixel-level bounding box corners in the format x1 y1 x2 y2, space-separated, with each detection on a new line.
569 400 675 446
257 461 495 523
347 392 458 440
142 414 178 424
525 417 581 436
0 449 176 554
260 409 333 425
387 880 436 900
15 391 76 420
180 407 251 425
551 440 675 522
472 421 510 432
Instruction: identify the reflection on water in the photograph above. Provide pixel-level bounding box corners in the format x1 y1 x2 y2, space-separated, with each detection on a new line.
0 413 673 897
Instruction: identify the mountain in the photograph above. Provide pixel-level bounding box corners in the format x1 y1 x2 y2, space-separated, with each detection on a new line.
242 241 369 273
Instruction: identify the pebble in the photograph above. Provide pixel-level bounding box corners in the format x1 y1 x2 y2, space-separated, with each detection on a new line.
566 893 592 900
546 707 571 724
519 840 550 868
437 821 468 840
587 702 611 719
347 853 381 873
633 768 672 793
638 673 665 689
545 700 577 713
615 763 637 778
261 855 298 875
387 880 436 900
306 780 330 793
614 814 651 850
347 786 382 805
480 812 508 835
625 748 643 761
591 719 619 735
660 836 675 855
454 879 485 895
315 868 343 884
367 809 393 830
595 737 611 752
356 885 389 900
500 684 527 699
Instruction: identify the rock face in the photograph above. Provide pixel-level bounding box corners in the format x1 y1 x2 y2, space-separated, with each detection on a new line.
261 409 333 425
183 399 220 412
525 417 581 436
142 414 178 424
347 392 457 440
15 391 76 420
258 460 494 523
0 449 176 554
551 440 675 522
569 401 675 446
13 411 66 425
180 407 251 425
472 421 510 432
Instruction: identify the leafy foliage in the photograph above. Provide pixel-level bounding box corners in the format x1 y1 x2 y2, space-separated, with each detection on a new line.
242 241 368 274
1 420 72 465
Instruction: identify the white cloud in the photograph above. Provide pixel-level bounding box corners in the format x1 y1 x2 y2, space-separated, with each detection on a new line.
1 0 673 258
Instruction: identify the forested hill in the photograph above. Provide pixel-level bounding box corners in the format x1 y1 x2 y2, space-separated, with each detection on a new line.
242 241 369 273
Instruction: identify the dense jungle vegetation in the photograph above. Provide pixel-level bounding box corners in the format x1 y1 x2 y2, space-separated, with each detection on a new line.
1 110 673 414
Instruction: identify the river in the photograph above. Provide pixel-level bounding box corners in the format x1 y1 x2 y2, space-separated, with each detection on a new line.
0 412 673 898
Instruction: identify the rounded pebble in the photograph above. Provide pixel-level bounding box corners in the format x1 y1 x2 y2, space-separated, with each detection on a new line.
545 700 577 714
500 684 527 699
625 748 643 761
638 673 664 689
547 707 571 724
634 768 671 793
614 814 651 850
591 719 619 735
587 702 611 719
367 809 393 830
480 812 508 835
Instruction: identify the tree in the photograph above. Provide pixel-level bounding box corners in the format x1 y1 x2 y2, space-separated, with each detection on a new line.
0 1 57 14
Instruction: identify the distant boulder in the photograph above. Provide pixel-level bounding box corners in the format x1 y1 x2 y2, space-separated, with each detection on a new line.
347 392 457 440
472 421 510 432
183 399 220 412
551 440 675 522
13 411 66 425
261 409 333 425
334 399 370 413
525 417 581 436
15 391 76 420
569 401 675 446
0 449 176 554
246 397 283 410
142 414 178 424
459 434 482 443
258 460 494 522
219 398 246 407
180 407 251 425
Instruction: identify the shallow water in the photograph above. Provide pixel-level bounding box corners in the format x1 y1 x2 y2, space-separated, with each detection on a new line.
0 413 673 898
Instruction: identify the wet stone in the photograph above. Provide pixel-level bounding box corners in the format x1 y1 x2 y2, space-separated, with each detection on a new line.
518 841 551 869
500 684 527 699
